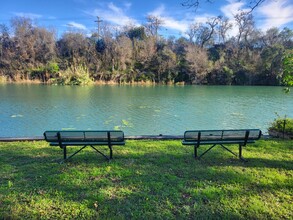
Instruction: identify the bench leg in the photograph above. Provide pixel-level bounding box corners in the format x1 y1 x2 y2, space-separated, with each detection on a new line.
60 145 113 163
109 145 113 159
239 145 247 162
63 146 67 160
194 145 198 159
91 145 110 161
220 144 247 161
239 144 242 158
198 144 217 159
220 144 238 158
60 145 88 163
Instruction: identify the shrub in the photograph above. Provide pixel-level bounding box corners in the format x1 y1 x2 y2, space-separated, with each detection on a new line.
0 75 7 83
268 117 293 135
50 65 93 85
46 62 59 74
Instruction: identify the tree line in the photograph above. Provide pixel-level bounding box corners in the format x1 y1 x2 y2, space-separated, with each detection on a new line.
0 15 292 85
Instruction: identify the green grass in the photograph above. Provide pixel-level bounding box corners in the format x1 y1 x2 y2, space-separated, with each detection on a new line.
0 139 292 219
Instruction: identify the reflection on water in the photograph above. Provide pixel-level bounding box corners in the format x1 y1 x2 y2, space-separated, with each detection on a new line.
0 84 292 137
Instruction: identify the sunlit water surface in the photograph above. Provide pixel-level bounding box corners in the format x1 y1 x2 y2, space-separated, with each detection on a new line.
1 84 292 137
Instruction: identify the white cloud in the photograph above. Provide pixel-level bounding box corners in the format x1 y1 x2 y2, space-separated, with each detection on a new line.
13 12 42 19
163 18 188 33
257 0 293 30
220 0 293 35
148 4 165 17
220 0 246 19
108 2 122 14
67 22 87 30
124 2 132 10
148 5 189 33
90 2 138 26
192 14 215 24
48 16 57 20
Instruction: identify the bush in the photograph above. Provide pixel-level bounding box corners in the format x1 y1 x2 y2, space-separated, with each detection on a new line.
0 75 7 83
46 62 59 74
29 63 60 82
50 65 93 85
268 117 293 138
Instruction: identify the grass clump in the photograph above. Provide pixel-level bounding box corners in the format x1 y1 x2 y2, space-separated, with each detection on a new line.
0 139 292 219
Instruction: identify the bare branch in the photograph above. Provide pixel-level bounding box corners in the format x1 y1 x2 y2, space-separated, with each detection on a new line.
181 0 214 12
182 0 266 13
246 0 266 13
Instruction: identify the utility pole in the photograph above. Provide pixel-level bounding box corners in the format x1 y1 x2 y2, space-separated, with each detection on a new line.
154 17 160 41
95 16 103 39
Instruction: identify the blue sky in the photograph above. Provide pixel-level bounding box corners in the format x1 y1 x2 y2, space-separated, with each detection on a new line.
0 0 292 37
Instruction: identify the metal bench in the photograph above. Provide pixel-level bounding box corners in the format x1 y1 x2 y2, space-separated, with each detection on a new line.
182 129 261 161
44 130 125 162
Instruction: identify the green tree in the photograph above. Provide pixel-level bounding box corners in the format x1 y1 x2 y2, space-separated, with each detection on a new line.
282 50 293 92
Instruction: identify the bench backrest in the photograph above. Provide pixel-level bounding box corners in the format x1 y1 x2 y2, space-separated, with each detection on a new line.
44 130 124 143
184 129 261 142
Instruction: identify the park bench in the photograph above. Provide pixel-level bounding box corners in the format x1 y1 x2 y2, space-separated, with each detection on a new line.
44 130 125 162
182 129 261 161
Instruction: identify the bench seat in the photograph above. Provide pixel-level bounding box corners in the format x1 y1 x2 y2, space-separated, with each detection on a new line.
182 129 261 161
44 130 125 162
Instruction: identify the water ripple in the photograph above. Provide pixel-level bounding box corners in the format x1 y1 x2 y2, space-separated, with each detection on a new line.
0 85 292 137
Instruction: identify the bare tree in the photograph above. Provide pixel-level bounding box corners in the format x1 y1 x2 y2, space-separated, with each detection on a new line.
0 24 12 78
57 32 89 70
217 16 233 44
182 0 266 13
185 22 200 43
145 15 164 41
185 44 209 84
114 35 133 72
262 27 280 47
11 17 35 70
31 27 56 65
234 12 254 46
198 17 219 47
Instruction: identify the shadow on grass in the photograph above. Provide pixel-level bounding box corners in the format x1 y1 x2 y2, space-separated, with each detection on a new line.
0 141 292 219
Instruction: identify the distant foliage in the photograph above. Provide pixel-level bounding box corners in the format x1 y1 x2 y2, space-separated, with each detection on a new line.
0 16 293 85
283 50 293 87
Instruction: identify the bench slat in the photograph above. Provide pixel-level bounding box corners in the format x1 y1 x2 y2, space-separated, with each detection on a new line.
49 141 125 146
44 130 124 143
182 140 255 145
183 129 261 142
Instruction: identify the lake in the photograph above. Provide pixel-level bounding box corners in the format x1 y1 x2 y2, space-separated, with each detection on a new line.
0 84 292 137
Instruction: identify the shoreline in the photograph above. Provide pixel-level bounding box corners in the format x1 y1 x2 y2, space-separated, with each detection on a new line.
0 79 179 86
0 80 288 87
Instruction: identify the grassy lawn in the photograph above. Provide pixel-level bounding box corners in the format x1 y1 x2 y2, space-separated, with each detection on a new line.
0 139 292 219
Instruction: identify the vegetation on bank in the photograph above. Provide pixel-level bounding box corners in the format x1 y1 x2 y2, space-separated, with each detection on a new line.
269 116 293 138
0 139 292 219
0 16 292 85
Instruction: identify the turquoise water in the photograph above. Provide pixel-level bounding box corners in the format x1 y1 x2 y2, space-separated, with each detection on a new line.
0 84 292 137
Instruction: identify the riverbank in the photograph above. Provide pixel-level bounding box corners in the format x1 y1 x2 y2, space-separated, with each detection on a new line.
1 78 289 87
0 78 184 85
0 139 292 219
